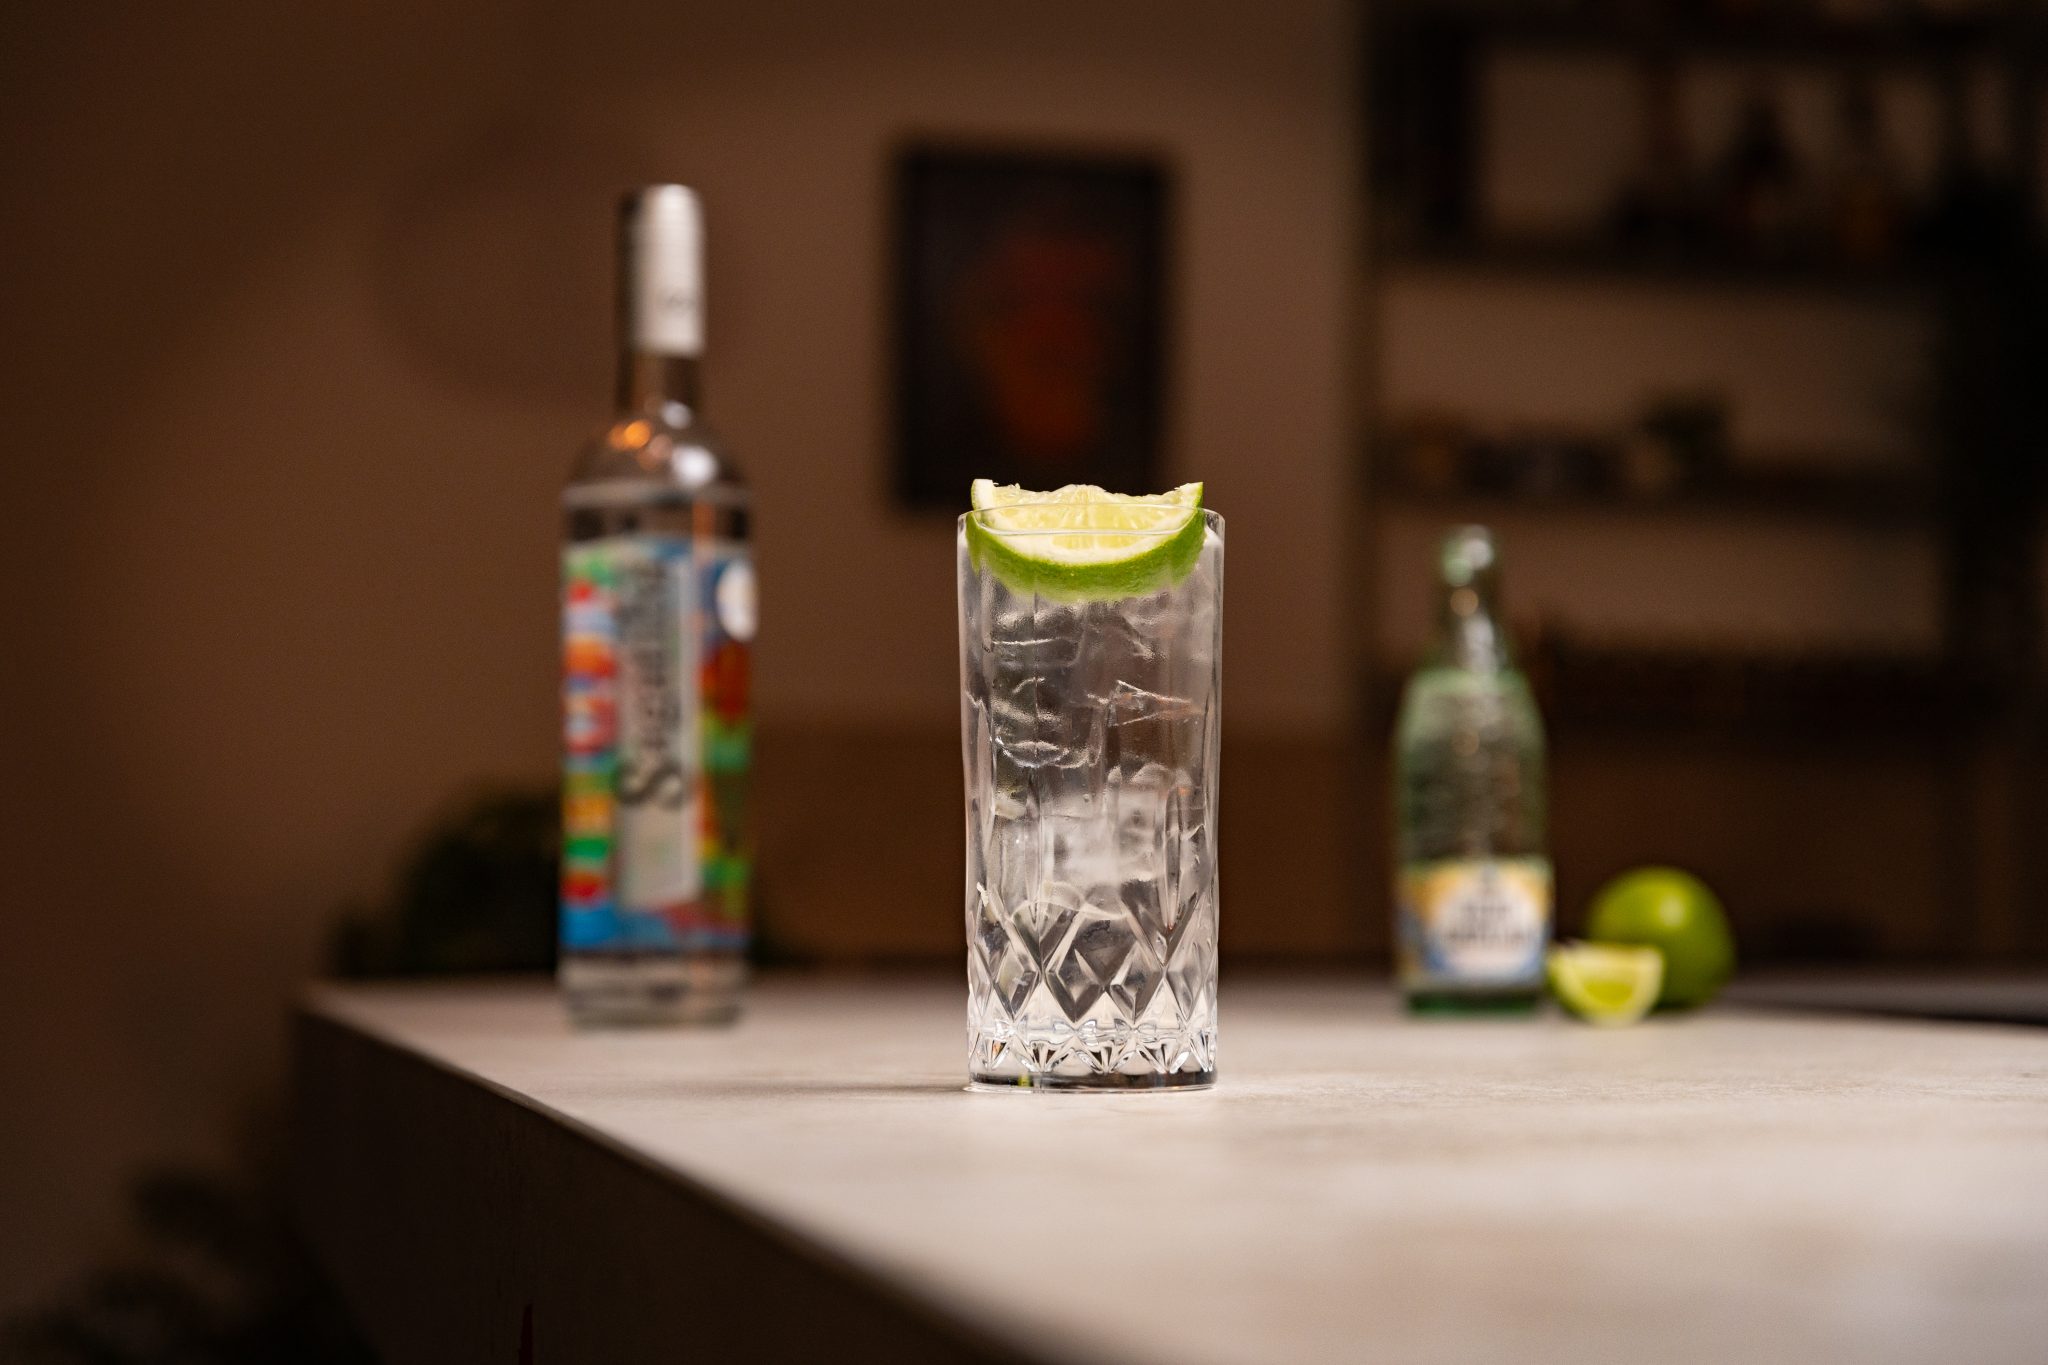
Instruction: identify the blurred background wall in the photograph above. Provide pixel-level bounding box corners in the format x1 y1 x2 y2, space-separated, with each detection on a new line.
0 0 1355 1318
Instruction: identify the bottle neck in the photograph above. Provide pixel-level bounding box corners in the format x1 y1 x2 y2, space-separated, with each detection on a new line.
613 186 704 416
1436 581 1511 674
616 350 703 418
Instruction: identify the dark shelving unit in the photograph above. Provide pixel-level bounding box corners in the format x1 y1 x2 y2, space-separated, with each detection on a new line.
1377 464 1933 526
1382 234 1939 301
1356 0 2048 960
1425 5 2027 64
1365 0 2047 687
1371 641 1986 751
1527 638 1985 744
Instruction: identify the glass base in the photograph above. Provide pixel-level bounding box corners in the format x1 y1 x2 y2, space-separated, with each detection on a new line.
968 1020 1217 1092
561 952 745 1027
1404 988 1542 1017
969 1069 1215 1093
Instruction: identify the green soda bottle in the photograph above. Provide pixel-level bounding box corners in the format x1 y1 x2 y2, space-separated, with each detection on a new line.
1392 526 1550 1013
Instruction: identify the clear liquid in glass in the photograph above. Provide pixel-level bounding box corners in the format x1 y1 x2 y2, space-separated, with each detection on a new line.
958 513 1223 1089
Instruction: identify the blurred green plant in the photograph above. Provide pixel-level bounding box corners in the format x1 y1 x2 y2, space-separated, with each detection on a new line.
329 788 560 977
327 783 802 974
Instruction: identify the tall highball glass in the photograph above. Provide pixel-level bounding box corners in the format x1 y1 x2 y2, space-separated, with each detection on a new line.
957 509 1223 1090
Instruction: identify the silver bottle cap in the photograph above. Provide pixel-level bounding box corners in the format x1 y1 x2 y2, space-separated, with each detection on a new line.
618 185 703 357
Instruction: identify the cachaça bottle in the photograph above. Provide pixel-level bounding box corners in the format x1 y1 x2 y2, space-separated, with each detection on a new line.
1393 526 1549 1013
559 185 754 1025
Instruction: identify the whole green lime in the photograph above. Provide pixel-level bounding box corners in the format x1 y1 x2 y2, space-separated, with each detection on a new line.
1585 868 1735 1009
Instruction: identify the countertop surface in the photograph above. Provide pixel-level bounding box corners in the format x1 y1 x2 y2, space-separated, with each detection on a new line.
1725 969 2048 1027
303 976 2048 1365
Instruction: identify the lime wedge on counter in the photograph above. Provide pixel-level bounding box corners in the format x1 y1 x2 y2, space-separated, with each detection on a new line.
1548 942 1665 1027
966 480 1206 600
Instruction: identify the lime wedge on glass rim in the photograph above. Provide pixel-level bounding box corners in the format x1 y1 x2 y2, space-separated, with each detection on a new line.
966 480 1206 600
1547 942 1665 1027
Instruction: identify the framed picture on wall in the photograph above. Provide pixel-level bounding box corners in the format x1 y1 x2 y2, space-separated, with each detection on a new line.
892 145 1170 508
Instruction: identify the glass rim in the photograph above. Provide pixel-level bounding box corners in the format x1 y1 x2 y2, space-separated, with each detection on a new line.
957 506 1223 536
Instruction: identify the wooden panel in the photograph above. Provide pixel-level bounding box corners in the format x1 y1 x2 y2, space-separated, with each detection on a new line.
291 1010 1038 1365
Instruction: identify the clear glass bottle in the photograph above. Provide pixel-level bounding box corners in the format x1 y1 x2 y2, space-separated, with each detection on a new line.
559 186 754 1025
1392 526 1549 1014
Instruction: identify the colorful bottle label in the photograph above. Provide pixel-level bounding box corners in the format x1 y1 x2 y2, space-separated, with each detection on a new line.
1397 857 1550 990
561 535 752 955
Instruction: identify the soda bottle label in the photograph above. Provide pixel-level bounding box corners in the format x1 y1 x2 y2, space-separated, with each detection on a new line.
561 536 751 954
1397 857 1550 988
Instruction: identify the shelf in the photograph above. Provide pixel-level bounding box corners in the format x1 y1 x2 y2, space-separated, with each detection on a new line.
1376 468 1935 527
1530 638 1975 742
1371 640 1980 748
1381 236 1940 301
1401 5 2028 65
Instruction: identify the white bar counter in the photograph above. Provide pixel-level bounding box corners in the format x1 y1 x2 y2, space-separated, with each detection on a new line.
293 976 2048 1365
